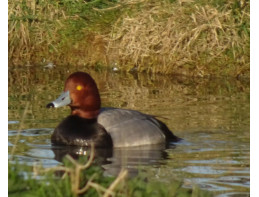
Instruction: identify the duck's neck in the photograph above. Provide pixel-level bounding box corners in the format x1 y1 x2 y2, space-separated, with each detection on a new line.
70 108 100 119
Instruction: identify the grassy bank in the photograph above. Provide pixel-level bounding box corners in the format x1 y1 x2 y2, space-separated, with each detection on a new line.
9 149 212 197
8 0 249 77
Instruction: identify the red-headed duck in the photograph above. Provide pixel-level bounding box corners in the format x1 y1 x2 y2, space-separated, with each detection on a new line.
47 72 180 148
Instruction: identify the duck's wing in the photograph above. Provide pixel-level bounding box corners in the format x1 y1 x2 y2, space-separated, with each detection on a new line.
97 108 178 147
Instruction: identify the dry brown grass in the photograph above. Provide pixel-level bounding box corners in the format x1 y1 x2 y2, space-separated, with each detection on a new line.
34 145 128 197
8 0 249 77
61 33 109 66
10 102 30 157
106 1 250 76
8 0 111 67
8 0 71 65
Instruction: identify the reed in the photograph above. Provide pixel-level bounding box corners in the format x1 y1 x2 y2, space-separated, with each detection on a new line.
32 145 128 197
10 102 29 158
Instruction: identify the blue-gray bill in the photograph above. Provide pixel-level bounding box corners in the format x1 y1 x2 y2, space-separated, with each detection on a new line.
46 91 71 108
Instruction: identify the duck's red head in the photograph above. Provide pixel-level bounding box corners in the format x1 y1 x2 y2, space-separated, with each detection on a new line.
46 72 101 119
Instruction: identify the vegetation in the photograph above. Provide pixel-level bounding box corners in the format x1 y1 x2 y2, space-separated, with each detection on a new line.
108 0 250 76
8 0 249 77
8 95 213 197
9 148 212 197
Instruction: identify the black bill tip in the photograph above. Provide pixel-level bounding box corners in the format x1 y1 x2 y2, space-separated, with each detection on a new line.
46 103 54 108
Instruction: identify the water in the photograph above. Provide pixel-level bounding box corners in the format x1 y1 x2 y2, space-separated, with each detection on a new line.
8 66 250 196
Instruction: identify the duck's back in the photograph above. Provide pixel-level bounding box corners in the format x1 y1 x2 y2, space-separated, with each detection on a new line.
97 108 178 147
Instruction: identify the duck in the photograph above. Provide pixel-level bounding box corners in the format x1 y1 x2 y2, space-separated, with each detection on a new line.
46 72 180 148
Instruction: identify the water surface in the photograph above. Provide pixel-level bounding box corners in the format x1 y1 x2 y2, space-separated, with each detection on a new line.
8 66 250 196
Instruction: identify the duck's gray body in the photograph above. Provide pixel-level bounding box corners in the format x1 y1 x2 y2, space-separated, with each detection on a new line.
98 108 178 147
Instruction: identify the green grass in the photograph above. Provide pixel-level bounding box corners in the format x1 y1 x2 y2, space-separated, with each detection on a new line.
8 163 212 197
8 156 213 197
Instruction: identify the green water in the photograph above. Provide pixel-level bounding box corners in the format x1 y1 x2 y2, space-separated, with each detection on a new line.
8 66 250 196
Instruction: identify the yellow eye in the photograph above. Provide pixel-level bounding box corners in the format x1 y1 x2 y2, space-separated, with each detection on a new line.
76 85 82 91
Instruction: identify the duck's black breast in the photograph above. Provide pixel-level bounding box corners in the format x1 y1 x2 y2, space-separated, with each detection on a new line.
51 115 113 148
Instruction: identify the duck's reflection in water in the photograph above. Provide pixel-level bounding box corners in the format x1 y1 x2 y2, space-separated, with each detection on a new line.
51 144 176 177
